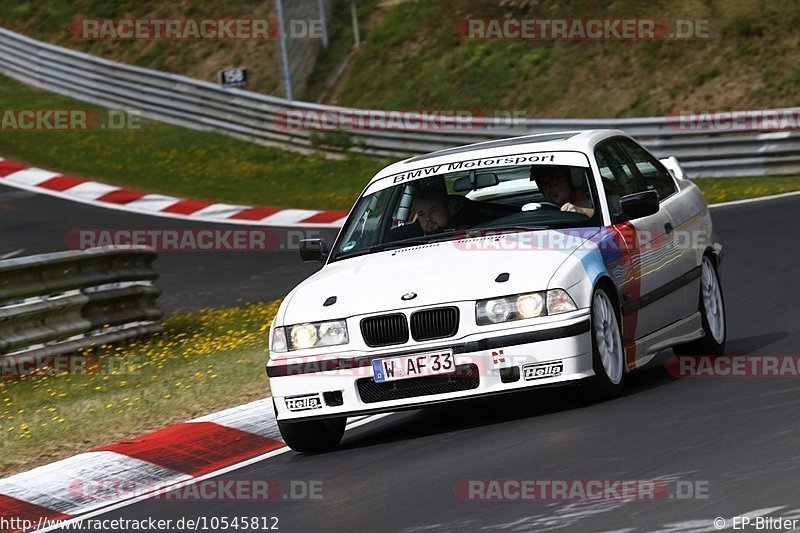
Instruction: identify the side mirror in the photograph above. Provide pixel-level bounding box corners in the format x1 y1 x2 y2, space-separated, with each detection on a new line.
299 239 328 262
620 190 659 220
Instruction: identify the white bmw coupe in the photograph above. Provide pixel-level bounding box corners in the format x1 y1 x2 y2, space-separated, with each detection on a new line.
266 130 726 451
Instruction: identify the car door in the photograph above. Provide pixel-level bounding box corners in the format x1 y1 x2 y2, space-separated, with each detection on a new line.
616 138 700 321
594 140 684 345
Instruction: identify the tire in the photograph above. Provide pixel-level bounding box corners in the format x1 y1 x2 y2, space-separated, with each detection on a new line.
590 286 627 399
674 255 726 355
277 417 346 453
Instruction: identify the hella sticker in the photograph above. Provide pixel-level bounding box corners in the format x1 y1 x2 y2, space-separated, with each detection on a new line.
522 361 564 381
285 394 323 412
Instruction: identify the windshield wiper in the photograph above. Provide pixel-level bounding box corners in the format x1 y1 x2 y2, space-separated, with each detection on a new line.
466 225 549 235
369 238 434 253
369 231 458 253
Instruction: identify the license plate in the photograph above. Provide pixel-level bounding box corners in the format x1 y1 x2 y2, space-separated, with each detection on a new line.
372 350 455 383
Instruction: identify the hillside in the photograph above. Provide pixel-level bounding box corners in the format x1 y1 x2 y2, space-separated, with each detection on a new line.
327 0 800 116
1 1 285 93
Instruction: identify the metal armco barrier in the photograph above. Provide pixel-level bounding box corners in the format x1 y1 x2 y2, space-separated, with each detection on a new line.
0 248 162 360
0 26 799 177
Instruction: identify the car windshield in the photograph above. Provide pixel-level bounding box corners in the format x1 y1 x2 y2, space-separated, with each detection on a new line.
330 156 600 262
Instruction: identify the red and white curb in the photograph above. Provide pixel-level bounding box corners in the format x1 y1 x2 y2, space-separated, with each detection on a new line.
0 158 348 228
0 399 281 531
0 398 380 533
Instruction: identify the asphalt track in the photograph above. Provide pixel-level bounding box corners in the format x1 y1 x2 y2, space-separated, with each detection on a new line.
25 191 800 532
0 184 338 313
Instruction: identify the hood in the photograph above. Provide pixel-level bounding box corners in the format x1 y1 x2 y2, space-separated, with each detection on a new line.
280 228 599 324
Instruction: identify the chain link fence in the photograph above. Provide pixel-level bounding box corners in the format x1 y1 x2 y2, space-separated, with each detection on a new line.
273 0 332 99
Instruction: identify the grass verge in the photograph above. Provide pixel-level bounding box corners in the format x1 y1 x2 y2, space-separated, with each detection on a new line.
0 301 279 478
692 176 800 204
0 74 388 211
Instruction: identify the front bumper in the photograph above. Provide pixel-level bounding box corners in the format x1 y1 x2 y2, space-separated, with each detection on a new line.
267 312 593 421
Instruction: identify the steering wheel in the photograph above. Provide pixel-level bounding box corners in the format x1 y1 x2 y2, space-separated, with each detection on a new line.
538 201 562 209
522 201 561 211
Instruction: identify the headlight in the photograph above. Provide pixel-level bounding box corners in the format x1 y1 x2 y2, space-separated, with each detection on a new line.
317 321 348 346
481 298 514 323
274 319 349 351
517 292 545 318
290 323 319 349
476 290 576 325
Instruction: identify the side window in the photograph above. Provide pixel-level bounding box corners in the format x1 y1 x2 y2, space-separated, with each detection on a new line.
617 140 677 200
594 143 647 218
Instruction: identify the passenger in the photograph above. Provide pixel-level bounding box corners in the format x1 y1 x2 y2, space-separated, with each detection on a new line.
532 166 595 217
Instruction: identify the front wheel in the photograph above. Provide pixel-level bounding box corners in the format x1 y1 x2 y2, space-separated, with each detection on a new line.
277 417 346 453
590 286 626 399
674 256 726 355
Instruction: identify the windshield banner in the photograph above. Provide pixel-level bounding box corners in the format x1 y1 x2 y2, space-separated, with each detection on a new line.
367 151 590 194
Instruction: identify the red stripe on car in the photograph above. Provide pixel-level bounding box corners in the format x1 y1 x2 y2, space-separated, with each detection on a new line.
613 222 642 369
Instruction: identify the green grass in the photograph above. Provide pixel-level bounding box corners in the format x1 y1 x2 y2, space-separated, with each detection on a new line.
0 74 388 210
0 0 283 95
302 0 383 102
330 0 800 117
0 301 280 477
693 176 800 204
2 73 799 213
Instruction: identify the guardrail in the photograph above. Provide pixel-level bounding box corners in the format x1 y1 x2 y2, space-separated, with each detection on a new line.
0 248 162 362
0 26 799 177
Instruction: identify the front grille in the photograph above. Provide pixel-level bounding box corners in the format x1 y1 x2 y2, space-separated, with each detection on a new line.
410 307 459 341
357 363 479 404
360 313 409 347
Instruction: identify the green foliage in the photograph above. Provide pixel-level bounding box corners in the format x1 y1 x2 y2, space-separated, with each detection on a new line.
0 74 388 210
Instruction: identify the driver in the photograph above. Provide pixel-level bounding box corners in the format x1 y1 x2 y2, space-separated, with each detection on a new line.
532 166 595 217
412 187 453 234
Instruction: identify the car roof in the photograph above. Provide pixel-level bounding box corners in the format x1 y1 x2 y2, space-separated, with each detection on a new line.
368 129 626 185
